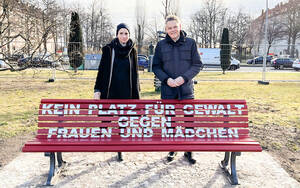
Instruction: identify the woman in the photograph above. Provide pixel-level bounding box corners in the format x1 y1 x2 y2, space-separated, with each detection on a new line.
94 23 140 161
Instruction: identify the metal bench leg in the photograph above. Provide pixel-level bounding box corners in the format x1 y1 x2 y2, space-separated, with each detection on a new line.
45 152 56 186
221 151 230 167
57 152 66 167
220 152 241 185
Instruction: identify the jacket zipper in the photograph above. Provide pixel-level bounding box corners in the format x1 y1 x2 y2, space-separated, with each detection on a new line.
106 47 115 98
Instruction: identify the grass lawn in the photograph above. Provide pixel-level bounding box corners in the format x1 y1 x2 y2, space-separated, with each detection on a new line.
0 70 299 137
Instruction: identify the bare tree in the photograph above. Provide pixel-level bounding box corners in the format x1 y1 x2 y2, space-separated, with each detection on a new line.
227 10 251 60
0 1 25 60
145 16 161 44
266 17 285 56
135 0 146 54
80 0 113 53
161 0 180 19
189 0 226 48
0 0 67 71
204 0 227 48
283 0 300 57
189 11 210 47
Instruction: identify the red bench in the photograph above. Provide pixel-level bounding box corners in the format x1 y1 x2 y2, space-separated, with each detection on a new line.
22 99 262 185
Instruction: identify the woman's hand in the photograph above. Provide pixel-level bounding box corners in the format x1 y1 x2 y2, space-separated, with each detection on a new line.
94 92 101 99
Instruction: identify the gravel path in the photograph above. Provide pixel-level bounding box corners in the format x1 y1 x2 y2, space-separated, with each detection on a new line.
0 151 299 188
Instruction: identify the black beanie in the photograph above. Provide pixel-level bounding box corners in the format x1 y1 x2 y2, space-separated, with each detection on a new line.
116 23 130 36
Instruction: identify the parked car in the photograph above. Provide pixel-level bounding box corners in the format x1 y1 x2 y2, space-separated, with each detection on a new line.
228 57 240 70
271 58 294 69
17 57 56 68
8 54 24 61
0 60 6 68
247 56 272 64
292 59 300 71
198 48 240 70
138 55 149 69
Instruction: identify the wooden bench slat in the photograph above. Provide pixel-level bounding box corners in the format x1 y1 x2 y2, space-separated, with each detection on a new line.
36 134 252 139
38 122 250 128
24 137 260 145
39 109 249 116
38 116 248 122
41 99 247 104
37 128 250 134
23 144 262 152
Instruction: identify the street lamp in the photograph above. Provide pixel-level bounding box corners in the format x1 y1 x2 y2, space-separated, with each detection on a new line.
258 0 270 85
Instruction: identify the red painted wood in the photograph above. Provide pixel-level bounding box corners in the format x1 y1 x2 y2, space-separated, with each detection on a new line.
41 99 247 104
38 116 248 122
24 137 260 145
22 144 262 152
37 128 250 135
37 122 249 128
40 105 248 111
36 134 252 139
38 109 248 116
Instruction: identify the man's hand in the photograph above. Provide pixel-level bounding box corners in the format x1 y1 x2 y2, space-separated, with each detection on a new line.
167 78 178 87
174 76 185 86
94 92 101 99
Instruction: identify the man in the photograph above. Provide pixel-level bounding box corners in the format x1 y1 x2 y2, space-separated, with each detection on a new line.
152 15 202 164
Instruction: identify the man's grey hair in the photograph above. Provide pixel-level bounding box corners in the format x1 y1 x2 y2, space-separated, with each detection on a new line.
165 15 181 25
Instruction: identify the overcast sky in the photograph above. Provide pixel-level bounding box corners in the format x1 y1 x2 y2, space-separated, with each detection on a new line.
60 0 287 30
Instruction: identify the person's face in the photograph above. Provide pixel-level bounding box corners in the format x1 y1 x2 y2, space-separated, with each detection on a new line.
117 28 129 44
165 20 181 41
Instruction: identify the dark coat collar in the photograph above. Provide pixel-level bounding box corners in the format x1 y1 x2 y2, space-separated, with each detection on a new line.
165 30 187 46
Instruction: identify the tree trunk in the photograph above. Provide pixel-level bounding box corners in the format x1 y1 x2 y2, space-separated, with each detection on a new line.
287 32 291 55
290 34 297 58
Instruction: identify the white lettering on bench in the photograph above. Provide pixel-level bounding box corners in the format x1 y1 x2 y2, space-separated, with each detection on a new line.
183 104 240 115
161 128 174 138
145 104 175 115
42 104 80 115
175 127 185 138
58 128 68 138
42 104 54 114
127 104 137 115
227 105 236 115
206 128 217 138
117 104 126 114
120 128 153 138
47 127 239 139
88 104 99 115
47 128 57 138
118 116 171 128
228 128 239 138
161 128 239 138
218 128 227 138
185 129 195 138
234 105 245 115
88 104 137 115
47 128 112 138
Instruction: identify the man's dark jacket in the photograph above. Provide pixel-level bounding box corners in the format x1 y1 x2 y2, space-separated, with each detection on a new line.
152 31 202 99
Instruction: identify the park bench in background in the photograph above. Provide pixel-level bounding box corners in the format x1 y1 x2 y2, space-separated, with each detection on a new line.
22 99 262 185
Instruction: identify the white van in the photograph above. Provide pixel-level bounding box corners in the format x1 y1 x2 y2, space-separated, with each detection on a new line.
198 48 240 70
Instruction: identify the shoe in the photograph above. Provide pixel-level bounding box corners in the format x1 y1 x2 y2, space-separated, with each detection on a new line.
184 152 196 164
117 152 123 161
167 152 177 162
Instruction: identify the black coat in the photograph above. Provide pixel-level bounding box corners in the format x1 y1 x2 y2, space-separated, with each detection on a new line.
152 31 202 99
94 39 140 99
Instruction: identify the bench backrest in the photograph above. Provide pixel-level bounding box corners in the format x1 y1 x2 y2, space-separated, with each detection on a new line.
38 99 250 140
